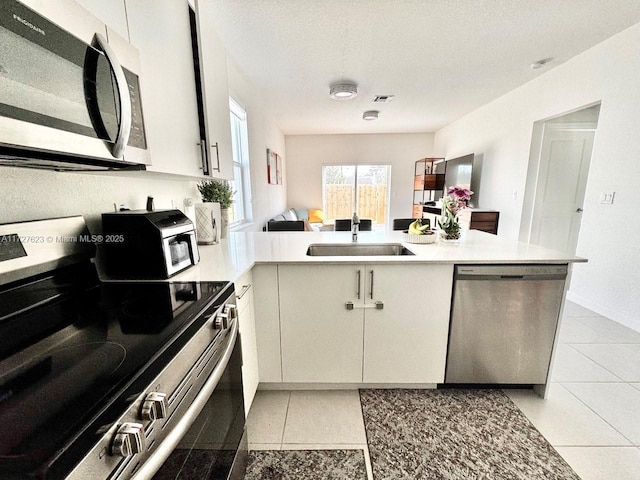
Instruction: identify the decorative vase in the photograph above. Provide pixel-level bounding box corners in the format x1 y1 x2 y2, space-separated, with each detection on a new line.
440 230 461 243
195 202 221 245
220 208 230 239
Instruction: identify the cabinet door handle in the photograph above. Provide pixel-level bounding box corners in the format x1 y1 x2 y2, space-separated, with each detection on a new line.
369 270 374 299
346 301 383 310
211 142 221 172
356 270 361 299
197 140 209 175
236 284 252 300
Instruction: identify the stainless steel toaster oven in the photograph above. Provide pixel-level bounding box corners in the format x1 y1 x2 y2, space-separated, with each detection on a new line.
102 209 200 279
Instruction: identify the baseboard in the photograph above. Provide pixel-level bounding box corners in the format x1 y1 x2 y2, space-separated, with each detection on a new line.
258 383 438 390
566 291 640 333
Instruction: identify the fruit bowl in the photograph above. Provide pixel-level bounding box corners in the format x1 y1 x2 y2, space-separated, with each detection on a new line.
403 230 437 244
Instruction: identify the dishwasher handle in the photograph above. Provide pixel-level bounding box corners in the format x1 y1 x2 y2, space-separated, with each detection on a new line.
455 264 567 281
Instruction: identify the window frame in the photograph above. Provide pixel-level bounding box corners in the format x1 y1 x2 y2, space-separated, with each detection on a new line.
229 97 252 227
321 164 392 227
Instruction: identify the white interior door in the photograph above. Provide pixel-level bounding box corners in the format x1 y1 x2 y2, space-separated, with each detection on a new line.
530 127 595 254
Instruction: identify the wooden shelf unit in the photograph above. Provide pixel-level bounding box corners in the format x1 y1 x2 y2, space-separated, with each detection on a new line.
413 158 446 218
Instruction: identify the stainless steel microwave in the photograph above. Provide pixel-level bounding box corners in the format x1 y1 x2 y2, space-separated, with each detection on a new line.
102 210 200 279
0 0 149 171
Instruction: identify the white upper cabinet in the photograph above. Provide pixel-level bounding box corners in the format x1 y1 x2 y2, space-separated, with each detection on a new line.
67 0 232 177
123 0 204 176
192 0 234 180
73 0 129 40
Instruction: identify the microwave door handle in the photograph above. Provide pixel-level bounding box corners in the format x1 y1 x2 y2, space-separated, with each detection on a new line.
94 33 131 159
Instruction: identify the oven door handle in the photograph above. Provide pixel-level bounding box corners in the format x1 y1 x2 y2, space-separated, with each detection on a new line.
131 317 239 480
93 33 131 159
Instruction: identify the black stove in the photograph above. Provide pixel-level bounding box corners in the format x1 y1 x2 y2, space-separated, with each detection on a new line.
0 216 245 480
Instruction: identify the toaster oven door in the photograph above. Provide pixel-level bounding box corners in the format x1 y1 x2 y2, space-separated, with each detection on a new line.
163 232 199 277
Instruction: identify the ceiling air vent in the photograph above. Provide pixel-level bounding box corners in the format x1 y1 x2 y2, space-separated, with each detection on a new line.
372 95 395 103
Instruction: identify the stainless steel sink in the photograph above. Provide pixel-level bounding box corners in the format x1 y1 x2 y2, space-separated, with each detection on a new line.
306 243 415 256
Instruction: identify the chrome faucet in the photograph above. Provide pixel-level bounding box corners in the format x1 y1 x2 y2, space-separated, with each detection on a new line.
351 212 360 242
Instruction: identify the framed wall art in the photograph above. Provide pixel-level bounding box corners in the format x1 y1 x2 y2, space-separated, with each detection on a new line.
267 148 282 185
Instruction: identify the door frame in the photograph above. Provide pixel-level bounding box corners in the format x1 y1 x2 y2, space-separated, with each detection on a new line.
519 105 599 246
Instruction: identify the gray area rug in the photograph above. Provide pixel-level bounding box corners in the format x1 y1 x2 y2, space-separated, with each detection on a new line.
360 389 580 480
246 449 367 480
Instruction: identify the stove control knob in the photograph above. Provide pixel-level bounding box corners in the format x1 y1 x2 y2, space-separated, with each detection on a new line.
224 304 238 320
140 392 168 421
110 422 145 458
214 312 229 330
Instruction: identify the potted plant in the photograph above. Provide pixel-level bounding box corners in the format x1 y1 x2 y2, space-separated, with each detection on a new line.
197 180 234 240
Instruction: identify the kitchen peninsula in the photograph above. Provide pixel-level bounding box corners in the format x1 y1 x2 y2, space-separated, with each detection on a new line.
171 229 586 411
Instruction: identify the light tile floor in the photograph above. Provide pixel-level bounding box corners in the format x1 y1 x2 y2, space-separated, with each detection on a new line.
507 301 640 480
246 301 640 480
246 389 374 479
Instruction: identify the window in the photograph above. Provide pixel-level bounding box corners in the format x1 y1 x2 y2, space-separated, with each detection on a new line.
229 98 251 225
322 165 391 226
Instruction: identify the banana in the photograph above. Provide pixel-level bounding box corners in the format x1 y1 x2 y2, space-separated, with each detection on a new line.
408 221 420 235
408 220 429 235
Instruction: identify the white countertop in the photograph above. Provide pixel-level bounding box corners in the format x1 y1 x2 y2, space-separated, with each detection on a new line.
171 230 586 283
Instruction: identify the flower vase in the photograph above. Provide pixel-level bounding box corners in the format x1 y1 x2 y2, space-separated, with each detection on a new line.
195 202 221 245
439 230 461 243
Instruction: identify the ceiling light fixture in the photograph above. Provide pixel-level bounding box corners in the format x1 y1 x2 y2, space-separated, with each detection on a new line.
363 110 379 121
531 58 553 70
329 83 358 100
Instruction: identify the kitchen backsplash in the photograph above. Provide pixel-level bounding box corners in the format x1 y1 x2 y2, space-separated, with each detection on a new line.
0 167 199 235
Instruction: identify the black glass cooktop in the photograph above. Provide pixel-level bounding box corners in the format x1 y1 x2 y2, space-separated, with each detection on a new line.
0 262 231 479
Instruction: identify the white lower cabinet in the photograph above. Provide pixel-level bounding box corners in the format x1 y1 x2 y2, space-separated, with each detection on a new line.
252 265 282 383
279 264 364 383
277 263 454 384
362 264 453 383
234 270 258 415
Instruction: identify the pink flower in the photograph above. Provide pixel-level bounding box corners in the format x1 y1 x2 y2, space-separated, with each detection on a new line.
447 186 474 201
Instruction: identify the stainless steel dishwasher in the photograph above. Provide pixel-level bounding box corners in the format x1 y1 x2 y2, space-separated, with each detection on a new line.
445 264 568 384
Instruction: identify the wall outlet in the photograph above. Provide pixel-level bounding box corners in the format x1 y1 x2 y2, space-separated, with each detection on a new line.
599 192 615 204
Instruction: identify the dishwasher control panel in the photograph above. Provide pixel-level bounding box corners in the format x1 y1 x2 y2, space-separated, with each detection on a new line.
455 264 567 278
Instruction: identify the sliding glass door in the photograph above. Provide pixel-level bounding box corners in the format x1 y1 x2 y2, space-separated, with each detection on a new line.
322 165 391 225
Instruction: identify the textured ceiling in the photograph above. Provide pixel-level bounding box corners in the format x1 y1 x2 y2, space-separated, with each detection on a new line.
206 0 640 135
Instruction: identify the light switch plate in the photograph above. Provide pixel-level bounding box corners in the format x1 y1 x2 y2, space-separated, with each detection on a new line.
599 192 615 204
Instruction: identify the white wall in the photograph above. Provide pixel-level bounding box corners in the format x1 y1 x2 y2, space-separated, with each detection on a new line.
285 133 434 224
434 23 640 330
226 62 287 230
0 168 199 234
